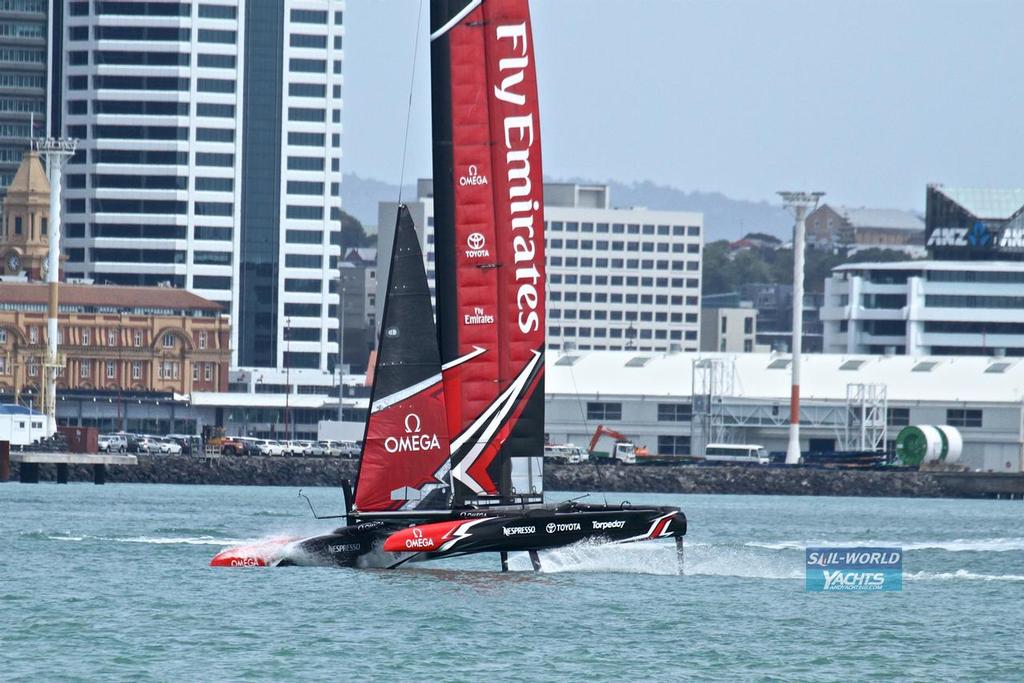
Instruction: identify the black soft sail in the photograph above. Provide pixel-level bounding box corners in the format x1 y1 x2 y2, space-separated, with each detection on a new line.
352 206 452 512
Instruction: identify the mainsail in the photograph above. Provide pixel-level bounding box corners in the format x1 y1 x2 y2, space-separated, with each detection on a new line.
431 0 546 504
353 207 451 512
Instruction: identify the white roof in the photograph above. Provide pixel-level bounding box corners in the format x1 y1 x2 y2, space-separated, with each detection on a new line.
933 187 1024 220
545 351 1024 404
833 259 1024 273
831 206 924 231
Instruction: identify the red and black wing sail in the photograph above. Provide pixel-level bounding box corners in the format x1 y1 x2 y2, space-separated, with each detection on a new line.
431 0 546 505
353 206 452 512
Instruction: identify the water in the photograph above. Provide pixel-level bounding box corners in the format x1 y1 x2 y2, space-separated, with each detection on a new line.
3 484 1022 681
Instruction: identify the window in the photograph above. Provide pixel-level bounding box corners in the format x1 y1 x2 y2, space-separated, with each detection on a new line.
80 360 90 378
106 361 115 379
586 402 622 421
82 329 90 346
946 409 982 429
292 9 327 23
290 58 326 73
657 403 692 422
197 78 235 93
194 225 232 241
163 333 174 348
197 54 236 69
198 29 236 44
199 331 208 350
193 364 200 381
658 435 691 456
887 408 910 427
107 329 116 345
132 361 141 380
205 363 213 381
199 4 237 19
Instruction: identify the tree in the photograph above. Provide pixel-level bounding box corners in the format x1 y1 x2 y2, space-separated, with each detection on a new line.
339 210 373 248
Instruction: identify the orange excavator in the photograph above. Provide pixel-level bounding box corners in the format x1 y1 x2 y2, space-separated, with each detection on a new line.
587 425 648 464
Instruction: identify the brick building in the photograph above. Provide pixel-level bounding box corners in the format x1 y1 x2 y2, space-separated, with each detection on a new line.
0 282 230 405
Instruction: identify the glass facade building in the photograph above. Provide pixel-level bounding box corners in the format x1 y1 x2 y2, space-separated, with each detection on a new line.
58 0 345 378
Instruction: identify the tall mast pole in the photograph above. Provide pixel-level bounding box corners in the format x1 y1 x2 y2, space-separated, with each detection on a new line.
36 136 78 435
778 191 824 465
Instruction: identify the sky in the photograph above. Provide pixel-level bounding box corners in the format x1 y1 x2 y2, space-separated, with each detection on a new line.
342 0 1024 211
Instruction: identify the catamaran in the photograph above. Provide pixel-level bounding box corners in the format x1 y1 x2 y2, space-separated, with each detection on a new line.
211 0 686 572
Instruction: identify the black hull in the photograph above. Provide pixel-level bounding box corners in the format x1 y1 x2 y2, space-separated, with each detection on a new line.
275 503 686 569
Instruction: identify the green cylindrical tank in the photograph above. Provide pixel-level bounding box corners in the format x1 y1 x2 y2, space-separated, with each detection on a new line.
895 425 944 466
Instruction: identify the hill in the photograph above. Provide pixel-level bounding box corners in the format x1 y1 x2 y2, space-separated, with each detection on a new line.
340 173 791 241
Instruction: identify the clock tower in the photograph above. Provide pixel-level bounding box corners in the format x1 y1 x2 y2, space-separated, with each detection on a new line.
1 149 56 281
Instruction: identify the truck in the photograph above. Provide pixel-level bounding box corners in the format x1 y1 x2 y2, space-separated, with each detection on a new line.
587 425 646 465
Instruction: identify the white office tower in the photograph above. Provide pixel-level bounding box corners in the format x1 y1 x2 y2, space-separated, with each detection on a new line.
380 181 704 353
60 0 345 380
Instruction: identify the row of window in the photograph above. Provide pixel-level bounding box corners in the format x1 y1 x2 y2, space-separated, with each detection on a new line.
888 407 983 429
552 309 696 323
548 256 699 271
549 222 700 237
87 248 230 265
7 327 209 350
70 75 235 93
925 295 1024 310
553 327 696 341
549 239 699 254
0 72 44 89
68 25 235 43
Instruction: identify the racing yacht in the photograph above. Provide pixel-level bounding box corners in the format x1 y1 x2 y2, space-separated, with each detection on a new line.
211 0 686 572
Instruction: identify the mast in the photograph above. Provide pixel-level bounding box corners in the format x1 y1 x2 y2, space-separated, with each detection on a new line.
430 0 546 504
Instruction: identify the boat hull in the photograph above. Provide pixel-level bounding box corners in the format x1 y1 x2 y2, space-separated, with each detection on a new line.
210 504 686 569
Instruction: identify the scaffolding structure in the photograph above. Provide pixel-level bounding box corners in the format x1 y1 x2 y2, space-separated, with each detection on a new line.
843 383 888 452
691 357 737 455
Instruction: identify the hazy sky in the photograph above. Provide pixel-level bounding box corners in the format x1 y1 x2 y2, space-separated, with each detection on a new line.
343 0 1024 211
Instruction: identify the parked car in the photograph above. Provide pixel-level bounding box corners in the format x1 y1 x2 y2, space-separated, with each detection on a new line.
236 437 263 456
166 434 201 456
98 433 127 453
306 441 326 457
135 435 157 454
254 439 283 456
282 440 304 456
322 441 342 457
338 440 361 458
157 437 183 455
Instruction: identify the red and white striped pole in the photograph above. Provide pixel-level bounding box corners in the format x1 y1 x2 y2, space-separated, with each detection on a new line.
778 192 823 465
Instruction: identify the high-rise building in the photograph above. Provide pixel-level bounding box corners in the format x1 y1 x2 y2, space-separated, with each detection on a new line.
0 0 51 201
58 0 345 381
379 181 704 353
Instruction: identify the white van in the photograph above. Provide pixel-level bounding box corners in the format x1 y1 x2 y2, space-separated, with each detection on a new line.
704 444 770 465
543 444 587 464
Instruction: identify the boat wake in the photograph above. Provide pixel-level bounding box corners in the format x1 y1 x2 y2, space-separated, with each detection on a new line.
503 540 801 580
906 570 1024 583
745 537 1024 553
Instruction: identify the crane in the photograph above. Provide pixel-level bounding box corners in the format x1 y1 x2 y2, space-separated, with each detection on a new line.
587 424 647 463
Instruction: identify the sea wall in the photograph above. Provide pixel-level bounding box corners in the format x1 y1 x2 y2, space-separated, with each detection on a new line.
7 455 1018 498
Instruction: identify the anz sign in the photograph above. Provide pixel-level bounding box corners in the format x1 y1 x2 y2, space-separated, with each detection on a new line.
926 221 994 249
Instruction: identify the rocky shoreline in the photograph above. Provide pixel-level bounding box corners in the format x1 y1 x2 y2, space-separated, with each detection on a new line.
7 455 1020 498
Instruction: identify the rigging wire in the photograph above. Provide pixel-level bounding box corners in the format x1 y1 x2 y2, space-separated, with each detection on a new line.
397 0 425 206
567 363 609 506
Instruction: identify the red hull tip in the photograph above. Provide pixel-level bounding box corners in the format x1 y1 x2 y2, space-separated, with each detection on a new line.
209 537 297 567
210 551 268 568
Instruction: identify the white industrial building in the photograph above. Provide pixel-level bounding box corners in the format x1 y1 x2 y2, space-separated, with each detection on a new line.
58 0 345 381
380 180 704 353
822 260 1024 356
544 351 1024 473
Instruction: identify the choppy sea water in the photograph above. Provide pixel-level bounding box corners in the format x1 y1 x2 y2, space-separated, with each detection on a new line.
2 484 1022 681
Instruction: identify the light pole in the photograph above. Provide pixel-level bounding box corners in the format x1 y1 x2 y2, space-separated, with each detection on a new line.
337 281 345 422
778 191 824 465
284 317 292 442
35 136 78 436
